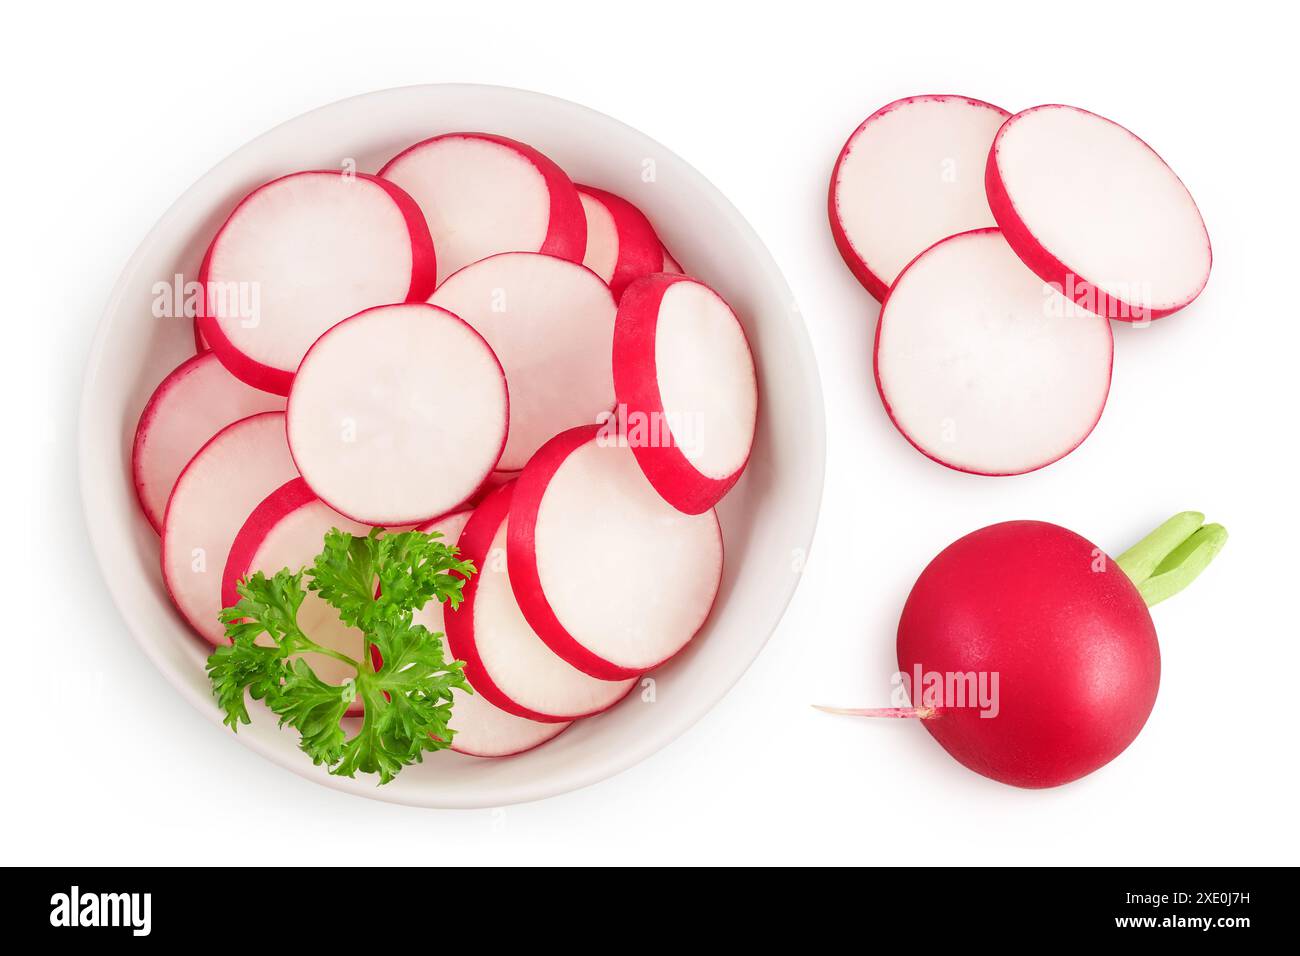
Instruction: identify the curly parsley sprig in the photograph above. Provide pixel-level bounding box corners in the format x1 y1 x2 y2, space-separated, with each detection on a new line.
205 528 476 784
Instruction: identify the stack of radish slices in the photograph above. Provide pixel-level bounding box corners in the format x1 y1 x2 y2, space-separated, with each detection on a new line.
133 132 756 760
830 96 1212 475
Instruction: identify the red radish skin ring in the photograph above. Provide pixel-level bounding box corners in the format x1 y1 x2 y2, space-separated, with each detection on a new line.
874 228 1113 476
132 352 284 532
198 170 436 395
508 425 724 679
986 104 1212 321
829 94 1010 300
223 477 372 716
161 411 299 645
817 513 1228 789
429 252 616 472
443 483 636 722
612 274 757 514
412 509 571 757
379 132 586 285
286 303 508 527
575 185 664 299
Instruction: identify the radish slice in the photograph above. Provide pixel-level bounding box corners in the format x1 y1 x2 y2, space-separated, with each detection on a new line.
133 352 285 532
223 478 371 716
874 228 1113 475
161 412 299 643
413 509 570 756
612 275 757 514
986 104 1212 321
576 185 664 298
429 253 615 472
379 133 585 285
508 426 723 678
444 483 635 722
198 171 436 395
661 246 683 274
829 95 1010 300
286 303 508 526
193 317 208 353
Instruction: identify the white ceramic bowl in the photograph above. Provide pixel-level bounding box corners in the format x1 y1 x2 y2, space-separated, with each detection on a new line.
79 84 825 808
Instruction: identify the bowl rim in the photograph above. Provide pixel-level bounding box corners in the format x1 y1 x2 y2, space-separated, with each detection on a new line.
78 82 827 808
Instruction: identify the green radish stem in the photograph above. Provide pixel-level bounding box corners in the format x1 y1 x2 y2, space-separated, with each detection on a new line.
1115 512 1228 607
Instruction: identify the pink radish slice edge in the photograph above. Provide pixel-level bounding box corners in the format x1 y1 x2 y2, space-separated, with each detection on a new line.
161 411 299 644
133 352 284 532
223 477 372 717
612 274 757 514
874 228 1113 476
198 170 436 395
286 303 508 526
987 104 1211 322
379 132 586 285
576 185 664 299
413 509 570 757
443 483 635 722
508 425 724 677
830 94 1010 301
429 252 615 472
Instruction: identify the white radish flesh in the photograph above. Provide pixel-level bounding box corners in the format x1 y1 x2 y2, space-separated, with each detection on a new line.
161 411 299 644
380 133 586 285
133 352 284 532
987 104 1211 320
443 484 635 722
223 478 371 714
413 509 570 757
287 304 508 526
575 185 664 298
429 253 615 472
829 95 1010 300
508 426 723 677
612 275 757 514
198 171 436 394
874 228 1113 475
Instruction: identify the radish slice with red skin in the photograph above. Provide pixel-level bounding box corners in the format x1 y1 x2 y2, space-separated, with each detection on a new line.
508 426 724 678
986 104 1212 321
830 95 1010 300
413 509 570 756
875 228 1113 476
287 303 508 526
379 133 585 285
429 252 615 472
197 171 436 395
193 317 208 353
132 352 284 532
443 483 635 722
612 275 757 514
660 246 683 274
576 185 664 299
161 411 299 644
223 478 371 717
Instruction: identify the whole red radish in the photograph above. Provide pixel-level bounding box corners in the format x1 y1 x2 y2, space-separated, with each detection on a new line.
819 513 1227 788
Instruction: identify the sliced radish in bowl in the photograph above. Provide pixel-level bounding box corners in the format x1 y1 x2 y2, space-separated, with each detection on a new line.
874 228 1113 476
429 253 615 472
132 352 285 532
379 132 585 284
508 425 723 679
413 509 570 757
830 95 1010 300
576 185 664 298
197 170 436 395
286 303 508 526
161 411 300 644
986 104 1212 321
223 477 372 716
613 274 757 513
443 483 635 722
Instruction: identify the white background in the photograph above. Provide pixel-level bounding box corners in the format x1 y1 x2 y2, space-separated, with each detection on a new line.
7 0 1296 865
